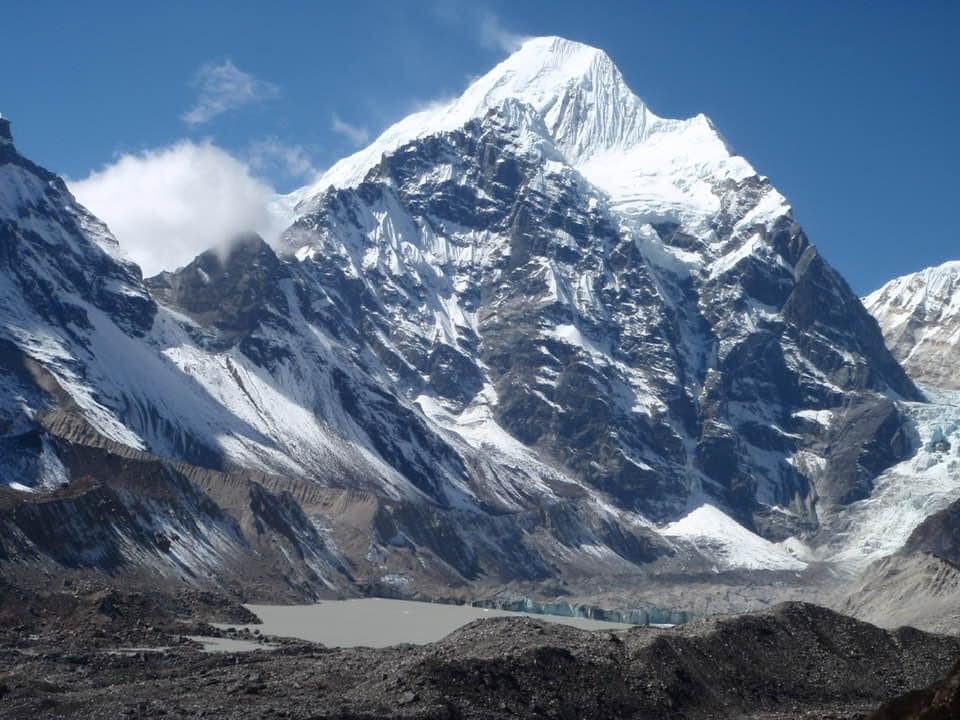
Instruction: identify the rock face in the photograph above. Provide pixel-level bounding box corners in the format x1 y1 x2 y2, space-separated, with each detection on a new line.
0 37 946 600
0 124 153 338
906 499 960 566
865 260 960 391
280 36 918 538
146 232 294 353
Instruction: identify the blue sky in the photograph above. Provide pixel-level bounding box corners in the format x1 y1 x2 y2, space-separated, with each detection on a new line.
4 1 957 290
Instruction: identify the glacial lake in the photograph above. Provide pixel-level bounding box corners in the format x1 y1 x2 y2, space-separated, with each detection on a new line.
224 598 634 648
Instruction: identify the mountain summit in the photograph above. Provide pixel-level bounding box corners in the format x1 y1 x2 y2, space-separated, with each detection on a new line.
303 37 649 187
294 37 770 231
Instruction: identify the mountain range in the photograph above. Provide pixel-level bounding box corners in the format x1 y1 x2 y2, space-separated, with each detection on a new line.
1 38 958 626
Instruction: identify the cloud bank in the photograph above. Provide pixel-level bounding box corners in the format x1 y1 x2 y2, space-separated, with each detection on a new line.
70 141 288 276
183 60 279 125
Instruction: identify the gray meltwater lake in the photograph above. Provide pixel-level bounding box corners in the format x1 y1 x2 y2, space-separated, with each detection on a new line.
225 598 634 648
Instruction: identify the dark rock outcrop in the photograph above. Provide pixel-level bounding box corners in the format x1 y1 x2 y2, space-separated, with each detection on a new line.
871 661 960 720
904 499 960 566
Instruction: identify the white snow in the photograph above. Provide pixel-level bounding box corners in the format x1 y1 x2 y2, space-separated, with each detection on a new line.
709 233 766 280
415 386 564 509
546 323 608 358
793 408 834 427
865 260 960 323
661 503 807 571
4 33 948 582
0 164 47 219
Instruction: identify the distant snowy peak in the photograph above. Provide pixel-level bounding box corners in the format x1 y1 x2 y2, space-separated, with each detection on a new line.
865 260 960 390
291 36 781 229
866 261 960 322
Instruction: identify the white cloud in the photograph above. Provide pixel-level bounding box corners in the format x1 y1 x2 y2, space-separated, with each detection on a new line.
246 136 318 183
478 12 528 53
182 60 279 125
331 115 370 146
69 141 288 276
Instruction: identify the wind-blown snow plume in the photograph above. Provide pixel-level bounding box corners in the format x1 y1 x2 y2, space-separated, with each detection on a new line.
331 115 370 147
478 11 529 53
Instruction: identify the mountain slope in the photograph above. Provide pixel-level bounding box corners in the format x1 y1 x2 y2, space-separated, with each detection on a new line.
0 38 945 604
865 260 960 391
281 36 919 541
906 495 960 566
0 116 683 593
0 117 354 596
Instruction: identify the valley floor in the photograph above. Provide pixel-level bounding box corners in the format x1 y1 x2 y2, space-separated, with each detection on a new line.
0 580 957 719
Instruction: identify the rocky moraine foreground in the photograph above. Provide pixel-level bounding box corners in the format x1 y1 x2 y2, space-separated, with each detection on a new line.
1 580 959 719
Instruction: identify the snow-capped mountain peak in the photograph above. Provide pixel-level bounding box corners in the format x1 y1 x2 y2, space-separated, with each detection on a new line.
455 36 652 162
291 36 772 230
866 260 960 321
295 37 643 198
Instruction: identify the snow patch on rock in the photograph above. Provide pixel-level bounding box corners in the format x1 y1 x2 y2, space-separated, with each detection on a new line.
661 504 807 571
